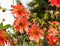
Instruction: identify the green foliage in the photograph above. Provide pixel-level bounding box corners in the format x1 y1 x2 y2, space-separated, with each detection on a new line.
23 42 28 46
28 0 48 18
0 22 11 30
44 13 49 20
58 12 60 22
3 24 11 29
0 22 3 29
28 0 57 18
39 19 45 27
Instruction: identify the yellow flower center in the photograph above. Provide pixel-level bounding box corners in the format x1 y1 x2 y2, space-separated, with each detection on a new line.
0 43 2 46
53 39 57 43
2 34 7 39
34 30 38 35
18 8 22 12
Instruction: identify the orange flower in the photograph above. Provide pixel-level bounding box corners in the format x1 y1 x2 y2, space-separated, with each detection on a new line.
49 0 60 8
48 26 58 36
27 23 44 42
46 35 60 46
49 21 59 26
13 18 30 33
0 38 4 46
23 9 31 20
12 4 27 18
0 30 7 39
0 30 8 46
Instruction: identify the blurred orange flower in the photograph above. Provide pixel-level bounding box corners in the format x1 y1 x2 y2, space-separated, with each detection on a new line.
0 30 7 39
12 4 27 18
48 26 58 36
27 23 44 42
49 0 60 8
13 18 30 33
0 38 4 46
49 21 59 26
46 35 60 46
0 30 8 46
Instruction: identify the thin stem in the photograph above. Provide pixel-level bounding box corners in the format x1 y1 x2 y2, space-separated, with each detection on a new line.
38 40 40 46
45 4 50 13
55 8 58 20
21 33 23 46
32 41 34 46
28 37 29 46
18 34 23 46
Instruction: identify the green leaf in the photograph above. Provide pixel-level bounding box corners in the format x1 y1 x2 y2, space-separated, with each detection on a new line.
3 24 11 29
39 19 45 27
44 13 49 20
33 42 38 46
0 22 3 28
23 42 28 46
49 10 53 15
0 22 3 30
51 15 55 20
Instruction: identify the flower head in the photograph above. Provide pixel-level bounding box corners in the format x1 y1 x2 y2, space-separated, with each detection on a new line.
49 21 59 26
0 30 7 39
13 18 30 33
0 38 4 46
12 4 27 18
49 0 60 8
46 35 60 46
48 26 58 36
0 30 8 46
27 23 44 42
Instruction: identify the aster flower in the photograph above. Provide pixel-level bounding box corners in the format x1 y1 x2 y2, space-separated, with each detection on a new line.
0 30 7 39
49 21 59 26
0 30 8 46
27 23 44 42
13 18 30 33
0 38 4 46
49 0 60 8
48 26 58 36
46 35 60 46
23 9 31 20
12 4 27 18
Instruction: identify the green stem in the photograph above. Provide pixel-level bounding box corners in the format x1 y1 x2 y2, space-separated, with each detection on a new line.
21 33 23 46
45 4 50 13
38 40 40 46
28 37 29 46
